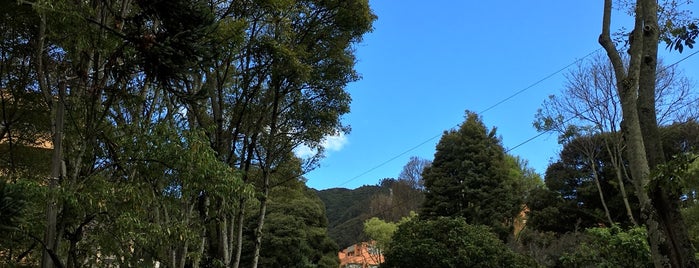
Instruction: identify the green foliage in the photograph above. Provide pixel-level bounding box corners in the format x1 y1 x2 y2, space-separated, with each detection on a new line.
383 217 535 268
1 0 375 265
664 21 698 53
516 230 588 267
559 225 651 267
526 133 642 232
363 217 397 253
649 152 697 199
253 179 339 267
505 155 544 201
421 111 523 239
0 181 27 233
368 178 424 222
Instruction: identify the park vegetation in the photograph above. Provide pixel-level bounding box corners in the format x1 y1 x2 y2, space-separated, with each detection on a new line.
0 0 374 267
1 0 699 267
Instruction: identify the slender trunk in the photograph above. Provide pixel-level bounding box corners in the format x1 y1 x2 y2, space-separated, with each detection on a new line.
590 162 613 225
232 201 245 268
604 139 637 225
251 84 282 268
251 175 269 268
0 93 17 174
34 10 59 268
227 213 235 266
614 156 637 225
42 81 66 268
233 133 257 268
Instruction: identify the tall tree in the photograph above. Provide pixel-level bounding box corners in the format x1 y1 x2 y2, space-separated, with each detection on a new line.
182 0 375 267
599 0 696 266
421 111 522 239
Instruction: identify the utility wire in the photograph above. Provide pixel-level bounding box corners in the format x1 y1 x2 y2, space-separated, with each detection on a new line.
479 48 603 115
335 48 604 187
335 47 699 188
351 48 699 222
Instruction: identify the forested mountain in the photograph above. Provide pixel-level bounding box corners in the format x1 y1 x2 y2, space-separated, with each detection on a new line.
316 185 383 249
316 174 427 249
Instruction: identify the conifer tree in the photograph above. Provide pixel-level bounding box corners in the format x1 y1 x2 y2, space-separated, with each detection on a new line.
421 111 521 238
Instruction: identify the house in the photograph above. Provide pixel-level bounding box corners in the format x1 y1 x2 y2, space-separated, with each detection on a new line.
338 241 383 268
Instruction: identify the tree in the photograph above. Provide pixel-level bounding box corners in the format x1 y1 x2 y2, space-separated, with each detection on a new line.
534 52 698 228
504 155 544 202
363 217 397 256
398 156 431 190
526 134 643 233
250 169 339 268
382 217 534 268
366 178 423 222
421 111 522 239
1 0 374 267
599 0 696 266
181 1 376 266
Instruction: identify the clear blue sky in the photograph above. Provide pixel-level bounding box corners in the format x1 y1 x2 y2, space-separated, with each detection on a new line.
304 1 699 190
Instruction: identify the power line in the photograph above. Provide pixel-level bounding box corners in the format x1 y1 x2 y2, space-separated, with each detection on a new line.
335 48 604 187
335 48 699 224
505 47 699 154
334 47 699 189
479 48 603 115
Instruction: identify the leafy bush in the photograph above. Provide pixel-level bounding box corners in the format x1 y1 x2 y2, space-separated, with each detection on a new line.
382 217 535 268
559 225 651 268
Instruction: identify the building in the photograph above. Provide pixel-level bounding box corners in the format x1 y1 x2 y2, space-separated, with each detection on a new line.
338 241 383 268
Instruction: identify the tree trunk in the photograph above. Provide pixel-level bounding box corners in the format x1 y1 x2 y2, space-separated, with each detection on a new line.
613 153 638 226
602 136 638 226
590 163 614 226
637 1 696 266
251 175 269 268
251 82 283 268
232 199 245 268
42 81 66 268
599 0 696 267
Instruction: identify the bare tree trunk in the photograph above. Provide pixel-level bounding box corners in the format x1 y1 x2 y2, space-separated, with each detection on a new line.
42 81 66 268
590 163 613 225
251 84 283 268
611 151 638 226
233 133 257 268
36 9 63 266
232 199 245 268
251 174 269 268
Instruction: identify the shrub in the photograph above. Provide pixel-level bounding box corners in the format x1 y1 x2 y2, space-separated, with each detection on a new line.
382 217 534 268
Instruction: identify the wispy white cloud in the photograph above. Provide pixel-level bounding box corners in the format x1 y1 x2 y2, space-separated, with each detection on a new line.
322 132 348 152
294 132 348 158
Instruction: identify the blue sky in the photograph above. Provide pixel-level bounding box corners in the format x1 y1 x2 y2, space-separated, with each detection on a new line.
304 1 699 190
